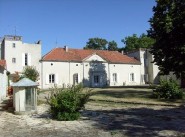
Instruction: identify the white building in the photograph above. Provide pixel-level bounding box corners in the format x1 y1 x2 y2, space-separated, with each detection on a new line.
0 60 7 102
0 35 41 83
40 47 142 89
127 48 160 84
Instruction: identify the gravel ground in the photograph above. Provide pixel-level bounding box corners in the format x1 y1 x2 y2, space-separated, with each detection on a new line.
0 101 185 137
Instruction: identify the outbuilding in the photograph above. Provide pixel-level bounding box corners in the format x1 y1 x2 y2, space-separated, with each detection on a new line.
12 78 38 115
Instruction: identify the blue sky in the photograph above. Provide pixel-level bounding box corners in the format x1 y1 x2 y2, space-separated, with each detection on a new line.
0 0 156 55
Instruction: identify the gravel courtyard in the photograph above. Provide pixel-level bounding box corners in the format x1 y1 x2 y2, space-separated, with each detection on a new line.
0 88 185 137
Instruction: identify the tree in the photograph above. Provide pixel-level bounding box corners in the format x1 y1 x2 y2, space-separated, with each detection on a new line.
148 0 185 78
84 38 108 50
121 34 155 52
22 66 39 81
107 40 118 51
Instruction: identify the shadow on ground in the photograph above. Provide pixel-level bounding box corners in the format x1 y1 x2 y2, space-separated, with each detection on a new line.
82 106 185 136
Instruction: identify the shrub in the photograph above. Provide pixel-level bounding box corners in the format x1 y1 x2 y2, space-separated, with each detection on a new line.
46 84 91 121
153 78 183 99
22 66 39 81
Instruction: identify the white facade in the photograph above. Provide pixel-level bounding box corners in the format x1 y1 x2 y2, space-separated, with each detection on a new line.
41 53 141 89
127 49 160 84
0 35 41 85
0 66 7 102
1 36 41 75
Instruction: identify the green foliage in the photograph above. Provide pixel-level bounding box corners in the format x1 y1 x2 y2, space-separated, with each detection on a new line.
46 84 91 121
121 33 155 52
153 78 183 99
84 37 108 50
107 40 118 51
22 66 39 81
148 0 185 78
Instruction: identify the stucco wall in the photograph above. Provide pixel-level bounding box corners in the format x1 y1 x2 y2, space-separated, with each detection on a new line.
41 60 141 89
2 40 41 74
109 64 141 86
127 50 146 84
147 52 160 84
0 67 7 102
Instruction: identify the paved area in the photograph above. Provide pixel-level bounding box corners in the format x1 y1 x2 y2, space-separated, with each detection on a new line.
0 102 185 137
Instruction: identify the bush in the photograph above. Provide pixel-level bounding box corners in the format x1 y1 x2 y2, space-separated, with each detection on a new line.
22 66 39 81
46 84 91 121
153 78 183 99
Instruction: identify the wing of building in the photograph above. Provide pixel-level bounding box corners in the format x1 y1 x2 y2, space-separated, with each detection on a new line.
0 60 7 102
0 35 41 84
40 46 141 88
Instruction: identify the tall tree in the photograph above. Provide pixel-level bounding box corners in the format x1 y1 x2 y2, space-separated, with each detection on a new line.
84 38 108 50
148 0 185 78
121 34 155 52
107 40 118 51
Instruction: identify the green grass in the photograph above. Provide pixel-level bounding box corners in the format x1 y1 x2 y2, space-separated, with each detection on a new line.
89 88 185 106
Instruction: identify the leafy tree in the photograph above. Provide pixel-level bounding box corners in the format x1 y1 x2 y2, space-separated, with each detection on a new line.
121 34 155 52
148 0 185 78
107 40 118 51
22 66 39 81
84 38 108 50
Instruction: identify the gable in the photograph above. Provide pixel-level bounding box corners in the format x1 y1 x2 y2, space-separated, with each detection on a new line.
83 54 106 62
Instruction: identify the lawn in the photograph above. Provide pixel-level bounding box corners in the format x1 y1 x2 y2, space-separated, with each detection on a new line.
89 88 185 106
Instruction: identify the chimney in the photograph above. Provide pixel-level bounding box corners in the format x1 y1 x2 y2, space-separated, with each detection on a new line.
64 46 68 52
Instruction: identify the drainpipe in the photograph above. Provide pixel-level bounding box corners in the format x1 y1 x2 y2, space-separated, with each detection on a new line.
41 60 43 89
108 63 110 86
83 62 84 85
69 61 70 85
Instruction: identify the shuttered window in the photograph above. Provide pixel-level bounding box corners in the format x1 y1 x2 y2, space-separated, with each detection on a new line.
49 74 55 83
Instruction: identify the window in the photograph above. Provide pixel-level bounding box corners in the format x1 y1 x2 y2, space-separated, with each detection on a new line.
12 58 16 63
12 43 16 48
25 53 28 66
130 73 135 82
73 73 78 84
113 73 117 82
94 75 99 84
49 74 55 83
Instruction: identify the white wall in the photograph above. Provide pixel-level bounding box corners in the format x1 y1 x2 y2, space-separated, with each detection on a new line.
41 60 141 89
147 51 160 84
127 49 146 84
14 87 25 112
0 67 7 102
109 64 141 86
3 40 41 74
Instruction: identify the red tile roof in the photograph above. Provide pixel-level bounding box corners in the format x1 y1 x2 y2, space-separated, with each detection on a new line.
0 60 6 68
42 47 140 64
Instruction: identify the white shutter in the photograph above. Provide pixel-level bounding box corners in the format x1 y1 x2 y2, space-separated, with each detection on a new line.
22 53 25 66
110 73 113 83
55 74 58 84
46 74 49 84
117 73 120 83
28 53 31 66
128 73 130 82
78 73 80 83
